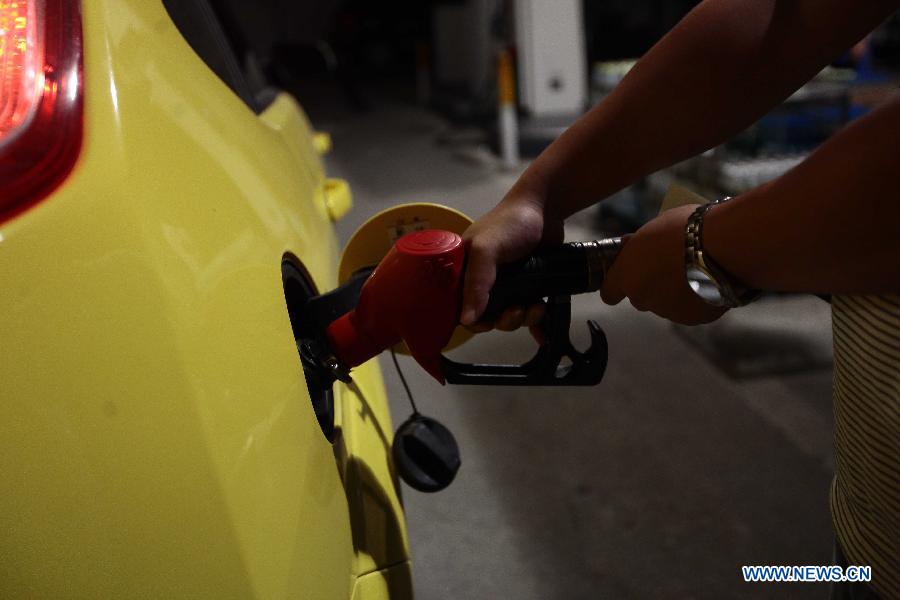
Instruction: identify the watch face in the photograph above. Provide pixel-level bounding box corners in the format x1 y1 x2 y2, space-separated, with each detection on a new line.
685 266 727 306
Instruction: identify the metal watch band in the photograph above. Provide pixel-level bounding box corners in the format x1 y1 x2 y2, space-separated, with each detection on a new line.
684 197 758 308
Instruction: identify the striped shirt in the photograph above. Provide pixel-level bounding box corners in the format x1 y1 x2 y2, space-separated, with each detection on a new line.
830 293 900 599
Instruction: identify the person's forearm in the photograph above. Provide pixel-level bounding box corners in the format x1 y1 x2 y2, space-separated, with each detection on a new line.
516 0 898 218
704 94 900 294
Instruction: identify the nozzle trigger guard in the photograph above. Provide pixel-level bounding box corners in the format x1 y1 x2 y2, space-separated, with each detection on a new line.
441 295 608 386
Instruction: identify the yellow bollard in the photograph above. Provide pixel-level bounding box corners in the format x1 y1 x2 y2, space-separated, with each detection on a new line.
497 49 520 170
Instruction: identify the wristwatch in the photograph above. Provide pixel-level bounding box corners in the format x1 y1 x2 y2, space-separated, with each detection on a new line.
684 197 759 308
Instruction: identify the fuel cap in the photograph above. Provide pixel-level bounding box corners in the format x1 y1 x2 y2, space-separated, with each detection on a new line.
392 414 461 492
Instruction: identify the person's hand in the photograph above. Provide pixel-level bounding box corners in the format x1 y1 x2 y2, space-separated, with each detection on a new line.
601 204 728 325
460 189 563 332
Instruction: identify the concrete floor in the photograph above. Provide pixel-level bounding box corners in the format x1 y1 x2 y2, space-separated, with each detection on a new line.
315 96 835 599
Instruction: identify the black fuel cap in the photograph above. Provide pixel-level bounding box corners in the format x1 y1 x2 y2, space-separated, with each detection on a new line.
392 414 461 493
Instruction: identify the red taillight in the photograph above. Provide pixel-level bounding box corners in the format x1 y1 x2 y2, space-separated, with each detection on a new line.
0 0 41 139
0 0 82 224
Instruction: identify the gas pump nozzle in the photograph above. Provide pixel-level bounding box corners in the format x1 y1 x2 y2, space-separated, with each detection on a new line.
304 229 622 387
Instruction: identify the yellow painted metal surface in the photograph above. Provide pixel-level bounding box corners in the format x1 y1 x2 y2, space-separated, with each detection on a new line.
313 131 333 155
324 177 354 221
351 562 414 600
0 1 408 598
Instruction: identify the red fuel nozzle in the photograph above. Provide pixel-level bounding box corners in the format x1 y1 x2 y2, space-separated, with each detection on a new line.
326 229 465 384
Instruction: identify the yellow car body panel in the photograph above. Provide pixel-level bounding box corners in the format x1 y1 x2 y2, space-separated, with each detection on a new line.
0 1 408 598
351 563 415 600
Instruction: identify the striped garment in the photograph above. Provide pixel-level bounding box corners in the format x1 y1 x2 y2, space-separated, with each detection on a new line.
830 293 900 599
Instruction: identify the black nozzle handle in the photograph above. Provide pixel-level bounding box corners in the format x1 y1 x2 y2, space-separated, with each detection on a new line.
481 237 623 322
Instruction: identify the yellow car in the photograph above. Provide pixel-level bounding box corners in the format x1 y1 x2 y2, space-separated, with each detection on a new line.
0 1 410 598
